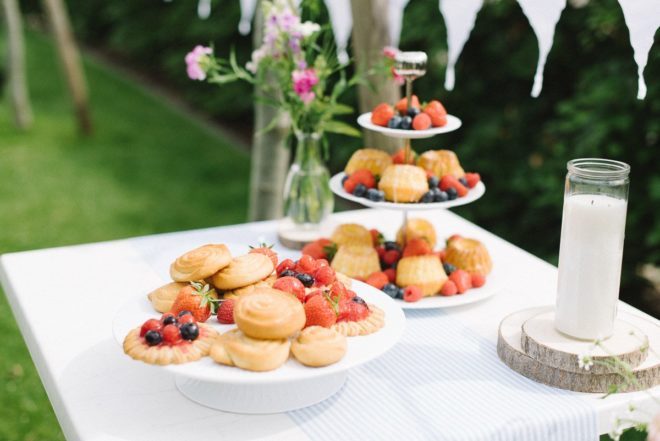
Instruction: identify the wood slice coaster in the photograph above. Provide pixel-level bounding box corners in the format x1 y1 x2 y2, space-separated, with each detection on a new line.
497 306 660 393
521 310 649 374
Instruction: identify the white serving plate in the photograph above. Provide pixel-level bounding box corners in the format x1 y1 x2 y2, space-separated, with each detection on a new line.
330 172 485 211
357 112 462 138
113 279 406 413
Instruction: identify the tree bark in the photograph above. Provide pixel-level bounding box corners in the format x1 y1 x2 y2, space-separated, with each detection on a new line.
42 0 92 135
351 0 402 153
248 2 291 221
2 0 33 129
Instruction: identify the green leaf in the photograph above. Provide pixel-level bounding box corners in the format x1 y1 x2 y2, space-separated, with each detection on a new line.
329 103 354 115
323 120 361 137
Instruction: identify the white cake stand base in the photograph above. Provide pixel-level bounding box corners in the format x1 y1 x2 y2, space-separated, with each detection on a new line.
175 371 347 414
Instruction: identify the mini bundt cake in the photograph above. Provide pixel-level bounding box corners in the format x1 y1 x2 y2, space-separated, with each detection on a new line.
331 245 381 280
331 223 373 247
396 218 437 248
444 237 492 275
378 165 429 203
344 148 393 177
396 255 447 296
417 150 465 178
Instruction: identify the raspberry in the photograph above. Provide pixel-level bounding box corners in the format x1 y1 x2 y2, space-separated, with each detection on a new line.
403 285 423 302
465 172 481 189
449 269 472 294
383 268 396 283
365 271 389 290
471 273 486 288
440 280 458 296
412 113 432 130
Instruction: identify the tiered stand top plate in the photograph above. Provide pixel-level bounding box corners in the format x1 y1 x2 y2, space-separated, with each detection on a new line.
357 112 462 138
330 172 485 211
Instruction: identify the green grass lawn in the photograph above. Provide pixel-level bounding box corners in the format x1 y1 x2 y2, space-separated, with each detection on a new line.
0 31 249 440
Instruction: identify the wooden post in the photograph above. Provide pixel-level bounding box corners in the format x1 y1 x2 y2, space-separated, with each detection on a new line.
248 2 291 221
42 0 92 134
351 0 402 153
2 0 33 129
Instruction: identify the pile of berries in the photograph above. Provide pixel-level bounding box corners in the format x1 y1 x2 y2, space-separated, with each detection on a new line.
371 96 447 131
140 311 200 346
342 169 385 202
420 172 481 203
273 254 371 328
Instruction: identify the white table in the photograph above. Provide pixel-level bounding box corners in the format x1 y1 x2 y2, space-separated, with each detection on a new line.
1 209 658 441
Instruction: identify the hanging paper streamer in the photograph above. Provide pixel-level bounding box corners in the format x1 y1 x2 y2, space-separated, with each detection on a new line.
388 0 410 48
617 0 660 99
439 0 483 90
238 0 258 34
517 0 566 97
198 0 212 19
323 0 353 64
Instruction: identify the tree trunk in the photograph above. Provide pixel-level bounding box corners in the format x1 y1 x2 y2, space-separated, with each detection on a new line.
2 0 33 129
42 0 92 135
248 2 291 221
351 0 402 153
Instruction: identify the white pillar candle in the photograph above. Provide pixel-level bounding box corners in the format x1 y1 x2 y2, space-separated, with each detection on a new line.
555 194 628 340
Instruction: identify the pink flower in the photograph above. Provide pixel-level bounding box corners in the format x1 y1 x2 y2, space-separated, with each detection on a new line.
383 46 399 59
185 45 212 81
292 68 319 104
390 67 405 86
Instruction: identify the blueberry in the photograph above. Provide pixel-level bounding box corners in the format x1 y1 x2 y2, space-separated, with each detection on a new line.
280 269 297 278
384 241 400 251
407 107 421 117
366 188 385 202
420 191 434 203
433 188 449 202
400 116 412 130
382 283 399 298
162 315 178 326
443 262 456 275
177 310 192 318
145 330 162 346
296 273 315 287
396 287 405 299
180 323 199 341
428 176 439 188
353 296 368 306
387 116 402 129
352 183 368 198
459 177 468 187
446 187 458 200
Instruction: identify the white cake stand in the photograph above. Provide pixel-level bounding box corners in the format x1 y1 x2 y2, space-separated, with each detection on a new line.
357 112 462 138
113 280 406 414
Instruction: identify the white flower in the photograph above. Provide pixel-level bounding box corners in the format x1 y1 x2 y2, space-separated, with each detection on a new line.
577 351 594 371
608 424 623 441
246 46 267 73
298 21 320 37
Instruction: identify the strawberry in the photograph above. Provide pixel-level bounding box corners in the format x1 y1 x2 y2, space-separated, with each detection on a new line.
423 106 447 127
343 176 359 194
140 319 162 337
402 238 432 257
471 273 486 288
395 95 420 113
365 271 389 290
162 324 182 345
344 289 358 301
330 281 350 300
314 265 336 286
371 103 395 126
449 269 472 294
273 276 306 302
439 175 468 197
412 113 432 130
384 268 397 283
276 258 296 276
440 280 458 296
337 296 370 322
304 295 337 328
351 169 376 189
392 148 417 165
370 228 384 246
375 245 386 260
315 257 330 268
403 285 423 302
465 172 481 189
295 254 318 274
169 282 216 323
217 299 235 324
302 242 327 260
382 249 401 267
249 243 278 267
424 100 447 116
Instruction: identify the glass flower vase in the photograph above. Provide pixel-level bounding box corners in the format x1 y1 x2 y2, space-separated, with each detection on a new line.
278 131 334 249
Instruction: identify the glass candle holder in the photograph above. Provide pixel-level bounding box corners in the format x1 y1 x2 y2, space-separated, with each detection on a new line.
555 158 630 340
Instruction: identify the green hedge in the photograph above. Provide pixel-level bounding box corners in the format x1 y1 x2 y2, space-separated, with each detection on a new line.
23 0 659 312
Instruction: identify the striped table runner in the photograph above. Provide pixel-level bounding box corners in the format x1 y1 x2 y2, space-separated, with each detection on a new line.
289 309 598 441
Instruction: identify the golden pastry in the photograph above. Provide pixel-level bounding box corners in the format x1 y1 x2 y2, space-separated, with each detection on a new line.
332 305 385 336
233 288 305 339
331 223 373 247
444 237 493 275
378 165 429 203
170 244 232 282
344 148 393 177
210 329 290 372
222 272 277 299
291 326 347 367
417 150 465 178
123 324 217 365
211 253 274 290
396 255 447 296
396 218 437 248
330 245 380 280
147 282 187 313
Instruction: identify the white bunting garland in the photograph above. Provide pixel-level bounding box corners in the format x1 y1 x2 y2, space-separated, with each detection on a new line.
517 0 566 97
323 0 353 64
239 0 258 34
439 0 483 91
198 0 212 20
388 0 410 48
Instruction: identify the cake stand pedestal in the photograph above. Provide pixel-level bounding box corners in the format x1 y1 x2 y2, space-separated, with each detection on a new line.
497 306 660 393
